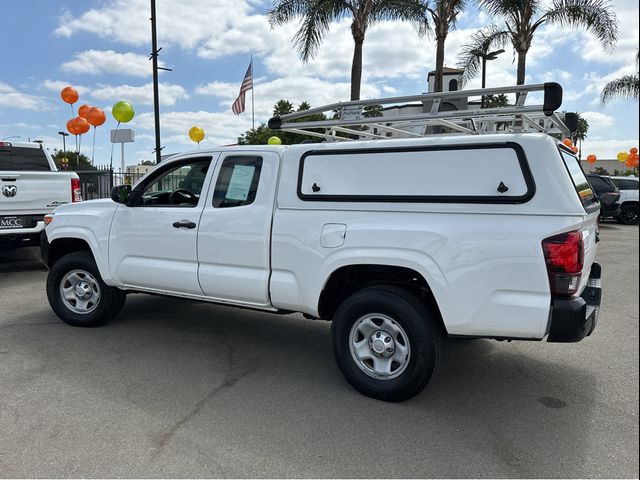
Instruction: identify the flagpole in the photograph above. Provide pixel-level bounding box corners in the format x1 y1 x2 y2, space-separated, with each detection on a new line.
251 55 255 131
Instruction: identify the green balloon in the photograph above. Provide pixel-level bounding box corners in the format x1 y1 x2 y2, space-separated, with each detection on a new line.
112 101 135 123
267 136 281 145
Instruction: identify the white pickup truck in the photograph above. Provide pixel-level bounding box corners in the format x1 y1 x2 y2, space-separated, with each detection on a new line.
1 141 81 249
42 133 603 401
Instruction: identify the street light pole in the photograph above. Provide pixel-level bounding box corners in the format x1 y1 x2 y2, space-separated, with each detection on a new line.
149 0 172 165
58 131 69 168
470 48 505 107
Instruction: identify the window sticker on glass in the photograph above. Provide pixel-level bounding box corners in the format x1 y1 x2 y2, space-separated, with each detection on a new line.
225 165 255 201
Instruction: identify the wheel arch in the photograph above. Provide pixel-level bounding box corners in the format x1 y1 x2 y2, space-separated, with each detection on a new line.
318 263 448 335
46 230 113 283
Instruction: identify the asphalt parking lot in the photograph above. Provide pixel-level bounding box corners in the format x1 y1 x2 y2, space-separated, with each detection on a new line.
0 223 638 478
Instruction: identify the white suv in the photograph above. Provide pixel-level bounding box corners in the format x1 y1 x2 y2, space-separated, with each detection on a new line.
607 176 639 225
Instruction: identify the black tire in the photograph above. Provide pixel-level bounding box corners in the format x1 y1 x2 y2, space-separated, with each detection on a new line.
46 251 126 327
331 285 443 402
617 204 639 225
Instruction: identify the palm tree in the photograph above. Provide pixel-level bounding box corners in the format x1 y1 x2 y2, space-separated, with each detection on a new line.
571 112 589 160
601 51 639 104
267 0 428 100
457 0 618 86
422 0 468 92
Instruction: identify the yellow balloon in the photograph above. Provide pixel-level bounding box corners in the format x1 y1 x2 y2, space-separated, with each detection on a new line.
617 151 629 162
189 126 205 143
268 136 281 145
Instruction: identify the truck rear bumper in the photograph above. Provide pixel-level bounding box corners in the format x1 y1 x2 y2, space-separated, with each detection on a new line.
547 262 602 343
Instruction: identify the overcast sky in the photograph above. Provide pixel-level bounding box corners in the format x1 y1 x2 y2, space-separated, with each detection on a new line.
0 0 638 165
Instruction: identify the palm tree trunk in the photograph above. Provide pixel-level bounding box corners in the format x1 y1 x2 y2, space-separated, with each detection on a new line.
516 50 527 85
434 36 446 92
350 35 364 101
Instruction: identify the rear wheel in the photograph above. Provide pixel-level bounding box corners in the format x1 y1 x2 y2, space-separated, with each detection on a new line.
47 251 126 327
331 285 443 402
617 204 639 225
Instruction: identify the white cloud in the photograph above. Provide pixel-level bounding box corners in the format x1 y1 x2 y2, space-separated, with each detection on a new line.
0 82 49 110
55 0 257 50
573 1 639 66
42 79 187 106
42 79 91 96
62 50 163 77
581 111 615 131
582 137 639 159
196 76 383 120
133 110 251 146
89 82 188 106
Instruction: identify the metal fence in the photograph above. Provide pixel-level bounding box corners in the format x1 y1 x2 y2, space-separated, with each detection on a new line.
75 166 191 200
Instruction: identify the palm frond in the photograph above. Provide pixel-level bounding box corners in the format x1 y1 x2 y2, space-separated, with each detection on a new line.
267 0 347 62
542 0 618 50
600 74 640 104
267 0 312 26
369 0 431 36
456 25 510 85
480 0 541 19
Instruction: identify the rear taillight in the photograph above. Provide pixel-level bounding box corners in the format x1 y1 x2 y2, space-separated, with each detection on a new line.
542 230 584 297
71 177 82 202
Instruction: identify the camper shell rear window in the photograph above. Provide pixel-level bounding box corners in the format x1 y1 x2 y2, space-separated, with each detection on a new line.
297 143 535 204
559 148 596 209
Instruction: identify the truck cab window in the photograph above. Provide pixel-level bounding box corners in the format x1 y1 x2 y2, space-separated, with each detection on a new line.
213 156 263 208
138 159 210 207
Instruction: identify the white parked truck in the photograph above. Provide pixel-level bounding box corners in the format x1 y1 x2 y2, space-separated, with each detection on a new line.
0 141 81 249
41 84 603 401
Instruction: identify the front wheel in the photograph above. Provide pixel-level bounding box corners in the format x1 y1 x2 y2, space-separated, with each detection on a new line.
47 251 126 327
617 204 639 225
331 285 443 402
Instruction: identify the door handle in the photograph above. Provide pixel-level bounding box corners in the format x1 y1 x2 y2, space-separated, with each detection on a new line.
172 220 196 229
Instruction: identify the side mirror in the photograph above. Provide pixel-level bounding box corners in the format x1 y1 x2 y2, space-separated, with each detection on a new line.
111 184 132 204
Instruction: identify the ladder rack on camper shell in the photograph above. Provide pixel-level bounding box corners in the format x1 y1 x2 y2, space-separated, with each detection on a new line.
267 82 578 142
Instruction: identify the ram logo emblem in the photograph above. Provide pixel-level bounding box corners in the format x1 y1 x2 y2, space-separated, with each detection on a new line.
2 185 17 198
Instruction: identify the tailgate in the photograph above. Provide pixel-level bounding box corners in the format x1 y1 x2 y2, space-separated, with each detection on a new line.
1 172 72 214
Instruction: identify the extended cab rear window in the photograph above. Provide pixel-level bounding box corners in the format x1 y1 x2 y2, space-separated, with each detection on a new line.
0 146 50 171
560 150 594 208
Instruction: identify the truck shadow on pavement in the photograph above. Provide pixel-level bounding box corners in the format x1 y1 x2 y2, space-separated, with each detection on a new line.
3 292 598 478
0 246 47 274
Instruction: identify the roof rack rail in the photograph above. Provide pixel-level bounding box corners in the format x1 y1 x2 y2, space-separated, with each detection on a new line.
268 82 576 142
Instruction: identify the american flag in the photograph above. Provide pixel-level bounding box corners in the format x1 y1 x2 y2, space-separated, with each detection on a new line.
231 60 253 115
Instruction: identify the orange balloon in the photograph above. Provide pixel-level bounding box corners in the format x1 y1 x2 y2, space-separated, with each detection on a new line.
78 104 91 119
74 117 90 135
630 147 638 155
66 118 78 135
61 86 79 104
587 154 597 164
562 138 573 147
86 107 106 127
570 145 578 153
